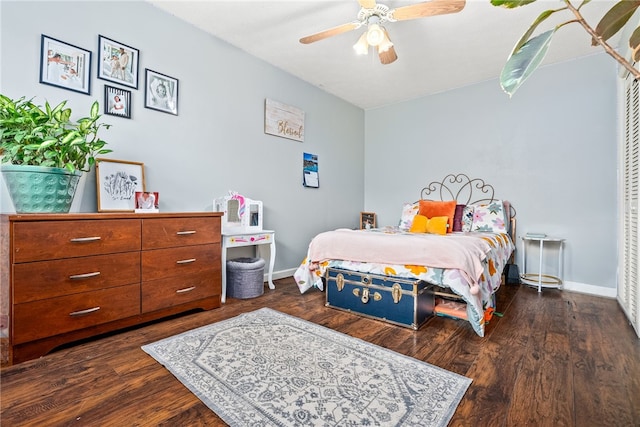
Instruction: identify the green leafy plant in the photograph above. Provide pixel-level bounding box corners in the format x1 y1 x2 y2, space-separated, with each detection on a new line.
492 0 640 96
0 94 112 173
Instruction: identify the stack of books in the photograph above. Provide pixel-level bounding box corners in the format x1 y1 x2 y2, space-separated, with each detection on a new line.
525 232 547 238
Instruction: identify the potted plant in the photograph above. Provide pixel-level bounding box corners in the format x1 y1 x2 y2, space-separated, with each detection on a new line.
0 94 112 213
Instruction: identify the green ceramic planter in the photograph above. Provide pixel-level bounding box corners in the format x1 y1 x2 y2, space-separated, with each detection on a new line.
1 164 82 213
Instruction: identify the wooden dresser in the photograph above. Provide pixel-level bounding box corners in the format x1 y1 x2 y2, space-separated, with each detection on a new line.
0 212 222 366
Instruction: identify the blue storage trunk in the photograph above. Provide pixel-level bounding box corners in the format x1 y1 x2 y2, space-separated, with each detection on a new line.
326 268 434 330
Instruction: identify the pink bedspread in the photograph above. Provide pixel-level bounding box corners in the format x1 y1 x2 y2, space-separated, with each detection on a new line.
308 228 492 286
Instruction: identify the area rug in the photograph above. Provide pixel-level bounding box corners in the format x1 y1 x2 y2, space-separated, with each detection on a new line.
142 308 471 426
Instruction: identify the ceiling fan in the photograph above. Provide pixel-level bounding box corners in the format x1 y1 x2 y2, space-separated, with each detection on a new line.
299 0 466 65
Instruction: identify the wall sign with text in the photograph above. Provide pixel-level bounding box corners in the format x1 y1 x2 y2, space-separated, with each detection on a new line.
264 98 304 142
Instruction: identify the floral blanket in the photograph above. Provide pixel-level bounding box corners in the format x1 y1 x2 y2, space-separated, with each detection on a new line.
294 227 514 337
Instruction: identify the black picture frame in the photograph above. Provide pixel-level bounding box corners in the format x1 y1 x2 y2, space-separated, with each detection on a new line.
39 34 92 95
97 35 139 89
104 85 132 119
144 69 178 116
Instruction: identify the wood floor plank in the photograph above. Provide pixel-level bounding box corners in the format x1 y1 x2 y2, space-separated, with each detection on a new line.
1 278 639 426
449 284 540 425
505 289 574 426
568 292 640 426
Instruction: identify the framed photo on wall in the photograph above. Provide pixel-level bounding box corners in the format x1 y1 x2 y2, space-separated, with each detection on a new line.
104 85 131 119
360 212 376 230
97 35 139 89
144 69 178 115
39 34 91 95
95 158 145 212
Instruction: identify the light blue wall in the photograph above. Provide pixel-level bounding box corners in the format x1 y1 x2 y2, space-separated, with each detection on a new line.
0 1 365 273
0 1 619 290
364 53 618 289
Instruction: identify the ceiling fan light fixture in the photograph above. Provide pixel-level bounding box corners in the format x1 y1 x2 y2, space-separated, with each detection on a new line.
353 31 369 55
366 23 384 46
378 28 393 53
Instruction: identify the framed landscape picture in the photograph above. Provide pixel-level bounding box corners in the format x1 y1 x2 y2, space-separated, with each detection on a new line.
39 34 91 95
98 35 139 89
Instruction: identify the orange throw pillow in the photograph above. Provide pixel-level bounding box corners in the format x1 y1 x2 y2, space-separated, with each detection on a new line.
418 200 457 233
409 215 428 233
409 215 448 235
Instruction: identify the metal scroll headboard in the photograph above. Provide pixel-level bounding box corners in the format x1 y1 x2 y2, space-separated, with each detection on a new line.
420 173 495 204
420 173 516 217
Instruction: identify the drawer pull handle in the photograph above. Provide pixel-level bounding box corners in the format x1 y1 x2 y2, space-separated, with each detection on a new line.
69 236 101 243
176 286 196 294
69 272 101 280
176 258 196 264
69 307 101 316
176 230 196 235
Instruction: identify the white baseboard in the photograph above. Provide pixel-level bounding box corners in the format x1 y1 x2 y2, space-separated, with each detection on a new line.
561 281 617 298
264 268 296 282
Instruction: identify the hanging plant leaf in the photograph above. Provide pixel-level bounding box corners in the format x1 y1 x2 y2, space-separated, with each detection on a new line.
490 0 537 8
629 25 640 61
500 29 556 97
511 8 559 55
593 0 640 46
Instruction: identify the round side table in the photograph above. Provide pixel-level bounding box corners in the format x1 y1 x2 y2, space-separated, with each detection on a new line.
520 235 565 292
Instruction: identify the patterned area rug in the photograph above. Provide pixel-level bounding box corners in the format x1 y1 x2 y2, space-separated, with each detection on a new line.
142 308 471 426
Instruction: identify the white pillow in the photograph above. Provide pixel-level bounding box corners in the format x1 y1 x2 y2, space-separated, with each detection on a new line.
398 202 419 231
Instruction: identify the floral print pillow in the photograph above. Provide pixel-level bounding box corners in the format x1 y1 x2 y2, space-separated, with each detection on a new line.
398 202 419 231
461 205 475 232
471 201 507 233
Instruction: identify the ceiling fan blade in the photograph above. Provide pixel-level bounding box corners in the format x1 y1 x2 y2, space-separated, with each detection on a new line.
379 45 398 65
358 0 377 8
391 0 465 21
299 22 360 44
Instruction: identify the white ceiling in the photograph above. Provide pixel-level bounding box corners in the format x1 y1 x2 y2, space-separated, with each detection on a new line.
148 0 619 109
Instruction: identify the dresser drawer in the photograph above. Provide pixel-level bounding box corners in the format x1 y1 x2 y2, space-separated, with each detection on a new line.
142 244 219 281
142 217 220 250
12 219 141 262
13 284 141 344
13 252 141 304
142 272 220 313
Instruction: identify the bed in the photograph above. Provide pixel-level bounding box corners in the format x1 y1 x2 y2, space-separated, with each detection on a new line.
293 173 515 337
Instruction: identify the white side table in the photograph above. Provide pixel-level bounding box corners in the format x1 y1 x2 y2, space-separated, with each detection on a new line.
221 230 276 303
520 235 565 292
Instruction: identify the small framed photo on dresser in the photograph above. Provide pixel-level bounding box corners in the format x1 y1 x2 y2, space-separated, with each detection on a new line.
360 212 376 230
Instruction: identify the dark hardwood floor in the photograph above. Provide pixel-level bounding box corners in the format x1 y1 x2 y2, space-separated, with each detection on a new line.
1 278 639 426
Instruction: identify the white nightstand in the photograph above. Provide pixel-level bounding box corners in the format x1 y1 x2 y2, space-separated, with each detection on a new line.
520 235 565 293
221 230 276 303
